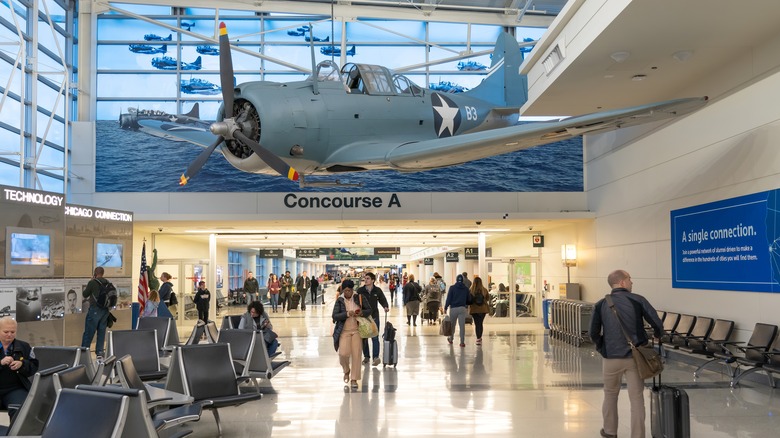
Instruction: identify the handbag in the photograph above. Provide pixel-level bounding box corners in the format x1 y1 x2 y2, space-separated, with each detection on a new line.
263 328 278 344
605 295 664 379
357 316 378 339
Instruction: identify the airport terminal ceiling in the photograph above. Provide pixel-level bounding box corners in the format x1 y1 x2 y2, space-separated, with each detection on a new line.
136 217 592 258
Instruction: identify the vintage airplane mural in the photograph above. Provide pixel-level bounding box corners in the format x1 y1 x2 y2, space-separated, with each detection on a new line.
305 35 329 42
320 45 356 57
181 78 221 95
144 33 172 41
135 23 707 188
457 60 487 71
119 103 206 131
151 55 202 71
287 25 310 37
429 81 468 93
196 45 219 55
128 43 167 54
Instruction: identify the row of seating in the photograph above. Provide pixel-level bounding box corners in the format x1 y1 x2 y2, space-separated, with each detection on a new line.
2 354 201 437
654 310 780 388
23 316 290 435
12 342 272 436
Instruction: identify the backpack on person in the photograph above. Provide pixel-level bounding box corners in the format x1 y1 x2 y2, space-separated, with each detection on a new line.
474 291 485 306
95 280 118 308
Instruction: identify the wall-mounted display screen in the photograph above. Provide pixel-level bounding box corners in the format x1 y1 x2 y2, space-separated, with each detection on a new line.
94 239 128 277
10 233 51 265
96 242 123 268
5 227 55 278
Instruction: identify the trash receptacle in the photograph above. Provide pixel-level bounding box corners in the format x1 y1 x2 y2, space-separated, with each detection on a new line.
543 299 552 329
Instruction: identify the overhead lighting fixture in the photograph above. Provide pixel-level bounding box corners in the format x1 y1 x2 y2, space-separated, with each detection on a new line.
672 50 693 63
631 74 647 81
610 51 630 63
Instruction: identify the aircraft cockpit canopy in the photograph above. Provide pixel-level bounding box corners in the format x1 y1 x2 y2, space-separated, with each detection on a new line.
341 63 422 97
312 60 343 82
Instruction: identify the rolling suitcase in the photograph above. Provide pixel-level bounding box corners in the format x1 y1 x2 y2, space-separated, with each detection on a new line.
383 315 397 367
383 340 398 367
289 292 301 310
650 373 690 438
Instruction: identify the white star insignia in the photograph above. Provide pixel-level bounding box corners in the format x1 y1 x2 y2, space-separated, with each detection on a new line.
433 95 460 137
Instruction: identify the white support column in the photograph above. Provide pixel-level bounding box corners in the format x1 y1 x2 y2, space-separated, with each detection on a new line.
478 233 487 284
209 233 217 323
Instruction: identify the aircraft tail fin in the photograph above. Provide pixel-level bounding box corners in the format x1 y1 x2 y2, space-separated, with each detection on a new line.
182 102 199 119
161 44 167 54
194 56 202 67
465 32 528 109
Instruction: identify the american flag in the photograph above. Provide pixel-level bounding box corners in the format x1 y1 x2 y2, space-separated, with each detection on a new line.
137 242 150 314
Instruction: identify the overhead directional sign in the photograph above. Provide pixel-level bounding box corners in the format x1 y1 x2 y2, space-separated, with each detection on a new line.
464 247 478 260
296 248 319 258
258 249 283 258
374 247 400 255
446 252 459 262
424 258 434 265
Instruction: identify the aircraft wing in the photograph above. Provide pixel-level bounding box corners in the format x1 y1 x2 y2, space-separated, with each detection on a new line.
325 96 708 171
136 119 218 146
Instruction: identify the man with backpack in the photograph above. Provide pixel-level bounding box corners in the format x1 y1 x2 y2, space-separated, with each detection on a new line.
80 266 115 358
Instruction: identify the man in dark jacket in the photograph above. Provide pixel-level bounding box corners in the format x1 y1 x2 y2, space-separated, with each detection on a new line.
81 266 111 357
0 317 39 421
589 270 665 438
310 275 320 305
243 272 260 303
296 271 310 309
193 281 211 322
357 272 389 366
444 274 470 347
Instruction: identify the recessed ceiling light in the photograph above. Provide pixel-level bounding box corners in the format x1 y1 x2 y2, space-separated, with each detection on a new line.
631 74 647 81
672 50 693 63
610 51 630 63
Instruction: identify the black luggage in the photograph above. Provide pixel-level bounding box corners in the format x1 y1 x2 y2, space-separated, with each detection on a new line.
289 292 301 310
650 373 690 438
383 319 396 343
382 315 397 367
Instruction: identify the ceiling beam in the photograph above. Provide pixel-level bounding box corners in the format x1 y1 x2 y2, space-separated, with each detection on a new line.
95 0 556 27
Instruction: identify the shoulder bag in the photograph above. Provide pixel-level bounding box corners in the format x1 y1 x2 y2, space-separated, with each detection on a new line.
356 295 378 339
605 295 664 380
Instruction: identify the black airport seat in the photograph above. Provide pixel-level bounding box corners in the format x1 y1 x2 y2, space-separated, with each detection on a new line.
672 316 713 349
136 316 179 353
731 327 780 387
42 388 129 438
115 354 194 409
109 329 168 381
53 364 92 392
663 314 696 345
695 322 777 380
165 343 263 436
77 384 201 438
31 346 81 371
220 315 242 330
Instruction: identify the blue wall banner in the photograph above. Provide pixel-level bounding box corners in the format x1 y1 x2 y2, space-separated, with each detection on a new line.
671 189 780 292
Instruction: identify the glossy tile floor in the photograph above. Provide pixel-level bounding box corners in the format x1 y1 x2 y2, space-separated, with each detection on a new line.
163 286 780 437
0 285 769 437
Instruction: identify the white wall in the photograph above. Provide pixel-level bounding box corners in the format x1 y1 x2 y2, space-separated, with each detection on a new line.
582 35 780 341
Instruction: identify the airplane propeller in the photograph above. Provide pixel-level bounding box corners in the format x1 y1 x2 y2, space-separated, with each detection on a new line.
179 21 299 186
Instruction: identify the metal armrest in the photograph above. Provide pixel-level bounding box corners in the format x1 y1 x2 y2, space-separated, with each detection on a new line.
719 341 746 346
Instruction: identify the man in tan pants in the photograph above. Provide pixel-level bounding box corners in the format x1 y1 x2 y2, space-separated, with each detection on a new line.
589 270 665 438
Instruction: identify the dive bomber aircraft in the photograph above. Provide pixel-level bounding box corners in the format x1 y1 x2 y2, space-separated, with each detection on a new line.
136 23 708 188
